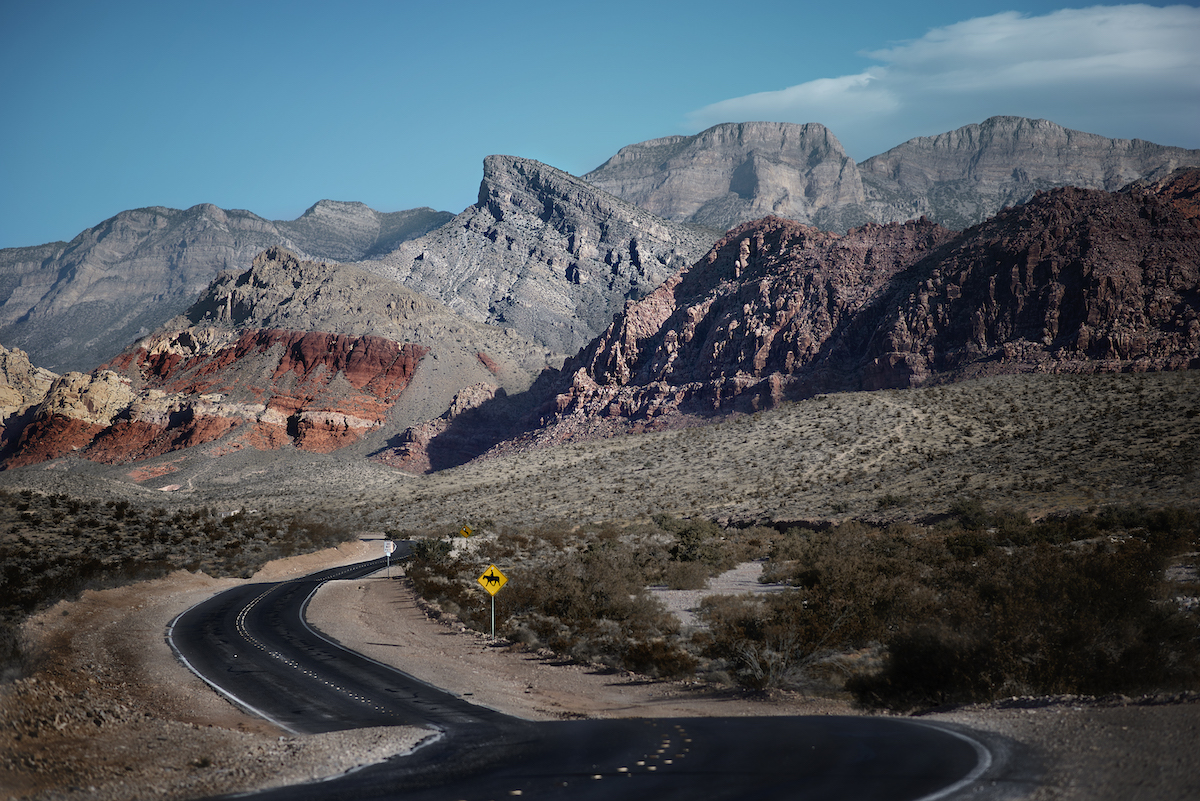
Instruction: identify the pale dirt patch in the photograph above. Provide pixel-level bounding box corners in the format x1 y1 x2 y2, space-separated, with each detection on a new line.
647 560 790 630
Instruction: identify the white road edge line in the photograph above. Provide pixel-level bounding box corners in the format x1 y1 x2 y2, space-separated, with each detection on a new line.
295 563 488 708
166 599 305 736
907 720 994 801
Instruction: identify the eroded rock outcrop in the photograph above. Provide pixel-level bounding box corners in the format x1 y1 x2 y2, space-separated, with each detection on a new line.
0 344 57 421
372 155 716 355
3 328 429 469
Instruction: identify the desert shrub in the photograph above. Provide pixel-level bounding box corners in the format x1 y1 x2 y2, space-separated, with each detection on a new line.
698 589 873 691
662 560 709 590
849 535 1200 708
948 496 989 529
410 536 454 564
621 638 698 679
727 507 1200 703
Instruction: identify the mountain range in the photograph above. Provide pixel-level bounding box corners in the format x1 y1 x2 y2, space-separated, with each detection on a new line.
3 116 1195 378
0 116 1198 479
585 116 1200 233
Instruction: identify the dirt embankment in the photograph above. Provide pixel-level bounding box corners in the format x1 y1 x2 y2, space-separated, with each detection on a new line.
1 542 429 801
3 541 1198 801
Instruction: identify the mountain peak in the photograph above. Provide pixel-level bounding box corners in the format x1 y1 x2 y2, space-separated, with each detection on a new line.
373 155 716 356
584 121 866 233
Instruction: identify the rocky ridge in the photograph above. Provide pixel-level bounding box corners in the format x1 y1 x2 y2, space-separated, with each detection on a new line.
384 170 1200 468
370 155 718 355
545 174 1200 428
858 116 1200 231
586 117 1200 234
0 201 451 373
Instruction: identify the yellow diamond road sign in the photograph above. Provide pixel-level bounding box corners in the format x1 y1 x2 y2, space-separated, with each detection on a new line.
460 525 473 538
477 564 507 596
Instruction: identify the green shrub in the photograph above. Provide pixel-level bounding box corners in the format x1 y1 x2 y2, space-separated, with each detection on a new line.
410 537 454 564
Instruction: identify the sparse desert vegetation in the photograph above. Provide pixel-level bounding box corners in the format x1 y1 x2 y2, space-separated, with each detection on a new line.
0 492 350 676
398 504 1200 710
2 369 1198 703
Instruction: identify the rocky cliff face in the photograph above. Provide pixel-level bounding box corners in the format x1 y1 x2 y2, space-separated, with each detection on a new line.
0 248 554 473
583 122 870 234
4 331 429 469
859 181 1200 388
0 345 56 419
0 202 451 373
0 344 58 453
1128 167 1200 225
858 117 1200 231
370 155 717 356
586 117 1200 235
525 172 1200 444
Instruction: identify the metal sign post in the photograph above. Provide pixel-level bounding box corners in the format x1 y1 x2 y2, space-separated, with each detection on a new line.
476 564 508 640
384 539 396 578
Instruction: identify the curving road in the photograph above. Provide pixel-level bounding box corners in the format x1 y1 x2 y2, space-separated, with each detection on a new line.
168 547 1035 800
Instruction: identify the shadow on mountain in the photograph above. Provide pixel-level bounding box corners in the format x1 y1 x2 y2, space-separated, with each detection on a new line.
372 367 565 473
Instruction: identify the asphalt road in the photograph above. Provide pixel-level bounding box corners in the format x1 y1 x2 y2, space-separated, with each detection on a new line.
168 547 1037 800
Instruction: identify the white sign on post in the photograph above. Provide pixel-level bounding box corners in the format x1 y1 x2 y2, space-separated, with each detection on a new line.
384 539 396 578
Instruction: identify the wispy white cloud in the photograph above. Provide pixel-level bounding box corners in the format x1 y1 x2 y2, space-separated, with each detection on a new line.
686 4 1200 159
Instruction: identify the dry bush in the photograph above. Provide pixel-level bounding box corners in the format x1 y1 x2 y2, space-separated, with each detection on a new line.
403 519 701 677
717 505 1200 706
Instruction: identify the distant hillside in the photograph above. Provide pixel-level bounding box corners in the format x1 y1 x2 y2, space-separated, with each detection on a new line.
0 201 451 373
586 117 1200 234
859 116 1200 231
388 169 1200 469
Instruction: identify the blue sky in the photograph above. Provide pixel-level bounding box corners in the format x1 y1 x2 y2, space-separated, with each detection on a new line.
2 1 1197 249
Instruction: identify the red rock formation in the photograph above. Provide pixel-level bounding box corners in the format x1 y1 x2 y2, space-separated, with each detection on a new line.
5 416 103 469
547 215 953 423
862 184 1200 387
535 180 1200 439
3 329 428 470
1136 167 1200 226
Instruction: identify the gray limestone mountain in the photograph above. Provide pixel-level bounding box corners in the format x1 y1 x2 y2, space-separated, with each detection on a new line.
585 117 1200 234
0 201 451 373
368 155 718 357
858 116 1200 231
584 122 872 234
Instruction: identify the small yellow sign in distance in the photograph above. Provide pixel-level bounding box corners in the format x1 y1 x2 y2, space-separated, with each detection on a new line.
477 564 507 595
461 525 473 538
